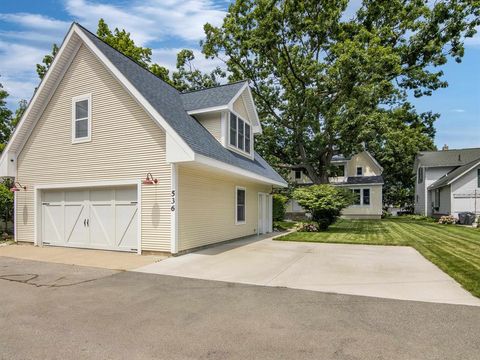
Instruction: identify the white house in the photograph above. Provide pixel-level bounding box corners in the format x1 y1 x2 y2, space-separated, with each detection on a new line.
0 23 287 255
286 151 384 219
414 147 480 218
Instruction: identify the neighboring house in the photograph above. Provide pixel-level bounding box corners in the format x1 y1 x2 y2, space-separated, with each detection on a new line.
0 23 287 255
414 147 480 218
286 151 384 219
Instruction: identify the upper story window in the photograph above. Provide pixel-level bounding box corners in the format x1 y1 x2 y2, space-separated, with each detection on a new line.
229 113 251 155
477 169 480 188
295 170 302 180
418 167 424 184
356 167 363 176
72 94 91 143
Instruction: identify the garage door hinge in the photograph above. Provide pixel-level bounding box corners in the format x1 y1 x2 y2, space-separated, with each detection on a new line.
43 242 50 245
131 248 137 251
130 201 138 204
42 202 50 205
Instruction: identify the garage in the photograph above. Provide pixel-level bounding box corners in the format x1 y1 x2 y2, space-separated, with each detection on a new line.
40 185 138 252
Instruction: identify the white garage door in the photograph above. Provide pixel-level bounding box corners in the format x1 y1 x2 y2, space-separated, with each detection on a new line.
42 186 138 252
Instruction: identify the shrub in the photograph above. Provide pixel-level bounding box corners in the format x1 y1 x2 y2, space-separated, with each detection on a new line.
438 215 456 224
293 184 354 231
272 194 288 221
298 222 319 232
401 214 436 222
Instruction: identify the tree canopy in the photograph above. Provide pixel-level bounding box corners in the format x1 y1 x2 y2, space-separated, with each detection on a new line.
36 19 225 90
202 0 479 202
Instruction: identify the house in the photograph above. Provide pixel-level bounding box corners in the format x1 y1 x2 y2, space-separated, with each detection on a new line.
0 23 287 255
286 151 384 219
414 147 480 218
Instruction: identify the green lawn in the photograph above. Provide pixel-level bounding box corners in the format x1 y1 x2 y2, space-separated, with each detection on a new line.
276 218 480 298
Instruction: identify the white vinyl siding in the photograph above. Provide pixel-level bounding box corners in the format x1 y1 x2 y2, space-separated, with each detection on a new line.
16 44 171 252
342 185 383 218
177 164 271 252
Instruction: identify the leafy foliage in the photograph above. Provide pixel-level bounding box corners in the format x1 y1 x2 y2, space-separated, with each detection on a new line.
0 178 13 233
272 193 288 221
36 44 59 80
0 80 14 153
294 185 354 230
202 0 480 185
37 19 225 90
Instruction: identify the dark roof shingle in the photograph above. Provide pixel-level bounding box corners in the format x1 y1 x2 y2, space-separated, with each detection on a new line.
180 81 246 111
428 157 480 190
345 176 384 185
78 25 286 185
416 148 480 168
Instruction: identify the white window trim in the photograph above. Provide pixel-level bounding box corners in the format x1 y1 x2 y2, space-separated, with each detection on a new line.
72 93 92 144
351 187 371 207
235 186 246 225
228 110 253 158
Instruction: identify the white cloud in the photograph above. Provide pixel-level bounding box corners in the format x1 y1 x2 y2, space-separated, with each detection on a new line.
65 0 225 45
0 13 68 31
451 109 466 113
151 47 225 73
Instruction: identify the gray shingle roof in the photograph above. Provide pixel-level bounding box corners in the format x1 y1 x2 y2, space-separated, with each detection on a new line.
416 148 480 168
428 157 480 190
180 81 246 111
78 25 286 185
345 176 384 185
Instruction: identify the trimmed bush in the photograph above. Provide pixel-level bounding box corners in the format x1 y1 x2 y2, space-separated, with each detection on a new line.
272 194 288 221
293 184 354 231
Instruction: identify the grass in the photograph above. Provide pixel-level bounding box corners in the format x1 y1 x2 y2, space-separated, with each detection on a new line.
276 218 480 298
273 220 298 230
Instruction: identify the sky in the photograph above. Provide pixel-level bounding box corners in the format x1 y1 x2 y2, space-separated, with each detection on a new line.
0 0 479 149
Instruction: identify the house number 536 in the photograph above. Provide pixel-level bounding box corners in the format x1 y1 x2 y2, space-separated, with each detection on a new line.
171 190 176 211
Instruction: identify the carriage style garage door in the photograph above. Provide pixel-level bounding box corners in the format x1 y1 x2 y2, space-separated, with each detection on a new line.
41 186 138 252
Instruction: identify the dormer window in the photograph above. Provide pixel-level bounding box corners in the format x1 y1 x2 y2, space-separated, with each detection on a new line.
229 112 251 155
356 167 363 176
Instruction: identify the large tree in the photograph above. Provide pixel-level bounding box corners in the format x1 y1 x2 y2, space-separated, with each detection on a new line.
0 80 13 153
37 19 225 89
202 0 479 186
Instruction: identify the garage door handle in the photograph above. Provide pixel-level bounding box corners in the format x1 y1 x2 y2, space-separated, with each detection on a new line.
87 219 89 227
84 219 86 227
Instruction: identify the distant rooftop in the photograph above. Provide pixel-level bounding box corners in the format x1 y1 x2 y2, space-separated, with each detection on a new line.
415 147 480 168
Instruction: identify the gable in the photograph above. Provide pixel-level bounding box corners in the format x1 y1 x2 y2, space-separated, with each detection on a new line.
347 152 382 176
232 96 250 122
1 23 286 187
18 43 169 182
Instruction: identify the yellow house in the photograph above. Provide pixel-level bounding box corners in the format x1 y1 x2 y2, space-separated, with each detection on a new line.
0 23 287 255
286 152 384 219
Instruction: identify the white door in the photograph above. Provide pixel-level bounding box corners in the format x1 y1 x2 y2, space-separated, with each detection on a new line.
258 193 265 234
42 186 138 252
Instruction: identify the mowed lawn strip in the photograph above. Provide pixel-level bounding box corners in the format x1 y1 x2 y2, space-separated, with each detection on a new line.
276 219 480 298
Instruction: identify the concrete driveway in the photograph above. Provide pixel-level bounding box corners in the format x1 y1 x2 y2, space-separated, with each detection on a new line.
1 256 480 360
137 235 480 306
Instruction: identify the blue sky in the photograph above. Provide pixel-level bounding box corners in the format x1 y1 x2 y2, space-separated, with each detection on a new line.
0 0 479 149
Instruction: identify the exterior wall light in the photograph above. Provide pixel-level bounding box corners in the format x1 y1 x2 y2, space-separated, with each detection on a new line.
10 181 27 192
142 173 158 185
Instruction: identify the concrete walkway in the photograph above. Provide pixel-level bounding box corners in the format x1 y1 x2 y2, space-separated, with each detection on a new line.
0 243 165 270
136 234 480 306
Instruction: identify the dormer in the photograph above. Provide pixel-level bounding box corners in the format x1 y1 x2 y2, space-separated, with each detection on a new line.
180 81 262 160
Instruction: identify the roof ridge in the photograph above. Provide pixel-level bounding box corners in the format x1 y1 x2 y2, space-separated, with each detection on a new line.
74 22 182 94
180 80 248 95
420 147 480 154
